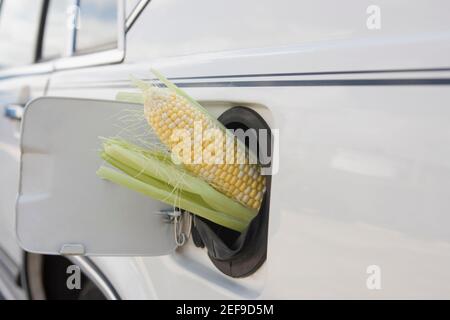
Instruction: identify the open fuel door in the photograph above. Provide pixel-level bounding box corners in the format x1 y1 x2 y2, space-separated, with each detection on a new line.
16 97 179 256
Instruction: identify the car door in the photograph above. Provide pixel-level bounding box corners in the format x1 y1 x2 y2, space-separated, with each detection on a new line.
0 0 51 269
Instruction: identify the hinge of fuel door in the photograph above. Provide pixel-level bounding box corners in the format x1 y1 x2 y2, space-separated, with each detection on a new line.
159 209 192 247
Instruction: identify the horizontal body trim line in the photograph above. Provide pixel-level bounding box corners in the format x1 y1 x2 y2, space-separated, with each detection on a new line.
49 77 450 90
155 67 450 81
4 66 450 83
176 78 450 87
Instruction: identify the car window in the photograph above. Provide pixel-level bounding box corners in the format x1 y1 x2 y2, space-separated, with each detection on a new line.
41 0 73 60
0 0 43 68
75 0 117 54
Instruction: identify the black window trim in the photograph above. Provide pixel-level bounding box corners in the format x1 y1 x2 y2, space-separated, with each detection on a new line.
35 0 50 63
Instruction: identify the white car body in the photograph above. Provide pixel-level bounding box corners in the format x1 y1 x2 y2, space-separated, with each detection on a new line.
1 0 450 299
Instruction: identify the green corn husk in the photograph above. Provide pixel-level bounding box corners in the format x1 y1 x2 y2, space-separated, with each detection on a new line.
97 166 248 232
102 139 256 221
115 92 144 105
97 138 257 232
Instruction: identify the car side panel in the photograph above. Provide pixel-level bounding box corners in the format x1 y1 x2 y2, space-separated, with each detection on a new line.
42 0 450 298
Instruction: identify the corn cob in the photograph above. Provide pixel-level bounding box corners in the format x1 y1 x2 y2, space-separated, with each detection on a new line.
142 70 266 211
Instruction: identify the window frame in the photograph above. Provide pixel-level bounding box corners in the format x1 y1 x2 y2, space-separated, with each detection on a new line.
53 0 151 70
0 0 149 75
53 0 126 71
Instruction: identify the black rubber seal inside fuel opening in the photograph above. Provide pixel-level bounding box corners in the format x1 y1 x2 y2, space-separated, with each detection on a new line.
191 106 272 278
